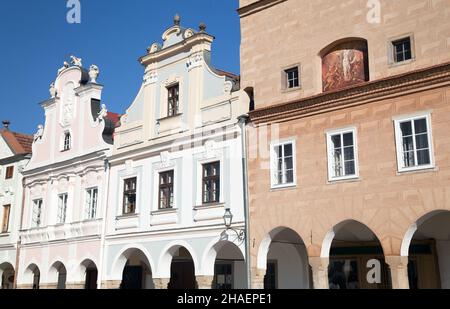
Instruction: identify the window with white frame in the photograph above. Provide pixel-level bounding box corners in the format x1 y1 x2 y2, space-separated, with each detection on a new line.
63 132 71 151
85 188 98 220
57 193 68 224
326 128 358 181
394 113 434 172
32 199 43 228
270 140 296 188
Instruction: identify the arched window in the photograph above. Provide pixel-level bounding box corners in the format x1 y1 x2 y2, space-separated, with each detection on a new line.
320 38 369 92
63 132 71 151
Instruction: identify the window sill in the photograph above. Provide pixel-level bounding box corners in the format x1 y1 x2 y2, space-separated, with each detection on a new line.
328 176 361 184
194 203 224 210
0 232 10 237
151 208 178 215
116 213 139 220
270 183 297 191
397 165 437 175
281 86 302 94
157 114 183 122
388 58 416 68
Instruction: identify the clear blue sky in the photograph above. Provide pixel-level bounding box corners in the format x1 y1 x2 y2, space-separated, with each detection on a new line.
0 0 240 134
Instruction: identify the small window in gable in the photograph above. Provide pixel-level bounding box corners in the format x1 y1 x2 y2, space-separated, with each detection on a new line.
63 132 71 151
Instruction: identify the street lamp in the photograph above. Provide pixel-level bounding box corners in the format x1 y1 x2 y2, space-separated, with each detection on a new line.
223 208 245 241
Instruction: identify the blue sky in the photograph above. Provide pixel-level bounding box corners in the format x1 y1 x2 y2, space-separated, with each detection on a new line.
0 0 240 134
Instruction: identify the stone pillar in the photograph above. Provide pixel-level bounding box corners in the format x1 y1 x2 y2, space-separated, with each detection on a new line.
385 256 410 289
309 257 329 289
153 278 170 289
251 268 266 289
66 282 86 289
101 280 121 289
196 276 214 289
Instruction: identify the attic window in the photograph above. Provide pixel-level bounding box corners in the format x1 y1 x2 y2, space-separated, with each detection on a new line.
167 84 180 117
63 132 71 151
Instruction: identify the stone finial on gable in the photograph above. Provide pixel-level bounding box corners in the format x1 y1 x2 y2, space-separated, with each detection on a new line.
174 14 181 26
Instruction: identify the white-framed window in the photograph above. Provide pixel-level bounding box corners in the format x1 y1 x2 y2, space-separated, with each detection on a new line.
57 193 68 224
32 199 43 228
394 112 435 172
63 132 71 151
85 188 98 220
326 127 359 181
270 139 296 188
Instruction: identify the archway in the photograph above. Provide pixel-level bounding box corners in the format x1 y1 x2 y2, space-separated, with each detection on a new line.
323 220 391 289
0 262 15 289
117 248 154 289
402 210 450 289
203 241 246 289
168 246 196 289
258 227 310 289
49 262 67 289
80 259 98 289
24 264 40 289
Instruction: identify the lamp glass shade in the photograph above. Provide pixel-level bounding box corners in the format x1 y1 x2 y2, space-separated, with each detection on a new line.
223 208 233 228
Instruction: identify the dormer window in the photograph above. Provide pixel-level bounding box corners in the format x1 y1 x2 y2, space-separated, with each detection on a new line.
63 132 71 151
167 84 179 117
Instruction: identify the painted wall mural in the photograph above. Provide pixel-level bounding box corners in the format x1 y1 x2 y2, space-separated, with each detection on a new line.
322 40 369 92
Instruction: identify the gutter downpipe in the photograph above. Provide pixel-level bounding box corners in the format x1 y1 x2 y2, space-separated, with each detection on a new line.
238 114 251 289
97 158 111 289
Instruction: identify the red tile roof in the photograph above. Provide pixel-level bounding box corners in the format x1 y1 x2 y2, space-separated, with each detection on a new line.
0 128 33 155
106 112 121 127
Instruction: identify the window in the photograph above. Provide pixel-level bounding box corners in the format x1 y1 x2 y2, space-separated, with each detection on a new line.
57 194 68 224
214 263 233 289
2 205 11 233
159 170 174 209
392 37 412 63
284 67 300 89
167 84 179 117
5 166 14 180
270 141 296 188
32 199 43 228
394 113 434 172
264 261 277 289
123 178 137 215
63 132 71 151
85 188 98 220
327 128 358 181
202 162 220 204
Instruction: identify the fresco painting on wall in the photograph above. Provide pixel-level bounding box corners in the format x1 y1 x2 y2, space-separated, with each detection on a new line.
322 41 369 92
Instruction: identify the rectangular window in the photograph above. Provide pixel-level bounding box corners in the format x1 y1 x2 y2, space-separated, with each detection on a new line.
5 166 14 180
57 194 68 224
327 128 358 181
395 113 434 172
392 37 412 63
123 178 137 215
63 132 71 151
202 162 220 204
214 263 233 289
271 141 296 188
2 205 11 233
32 199 43 228
285 67 300 89
86 188 98 220
167 84 180 117
159 170 174 210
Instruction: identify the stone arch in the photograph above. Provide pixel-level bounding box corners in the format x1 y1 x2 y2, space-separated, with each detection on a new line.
201 239 245 276
48 261 67 289
157 240 199 279
0 262 15 289
23 263 40 289
110 244 155 282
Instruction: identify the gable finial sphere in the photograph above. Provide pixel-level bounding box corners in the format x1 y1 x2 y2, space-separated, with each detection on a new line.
2 120 10 130
174 14 181 26
199 22 206 32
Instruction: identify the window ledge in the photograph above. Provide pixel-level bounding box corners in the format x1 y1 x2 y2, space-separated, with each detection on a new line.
328 176 361 184
0 232 10 237
270 183 297 191
397 166 437 175
388 58 416 68
194 203 225 210
157 114 183 122
151 208 178 215
281 86 302 94
116 213 139 220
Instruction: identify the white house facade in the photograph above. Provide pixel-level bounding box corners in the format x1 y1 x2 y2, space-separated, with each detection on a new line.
102 17 249 289
16 61 119 289
0 122 33 289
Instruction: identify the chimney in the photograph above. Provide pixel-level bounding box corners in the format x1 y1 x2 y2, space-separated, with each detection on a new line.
2 120 10 130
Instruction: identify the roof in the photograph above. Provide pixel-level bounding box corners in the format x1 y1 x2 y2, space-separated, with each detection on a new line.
106 112 121 128
214 69 240 82
0 127 33 155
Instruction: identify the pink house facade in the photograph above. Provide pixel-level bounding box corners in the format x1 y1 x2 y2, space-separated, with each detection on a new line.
16 61 118 289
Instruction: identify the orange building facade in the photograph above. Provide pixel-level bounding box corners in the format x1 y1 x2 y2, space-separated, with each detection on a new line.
239 0 450 289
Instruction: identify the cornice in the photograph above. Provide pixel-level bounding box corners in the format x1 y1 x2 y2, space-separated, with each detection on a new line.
249 62 450 124
237 0 287 18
